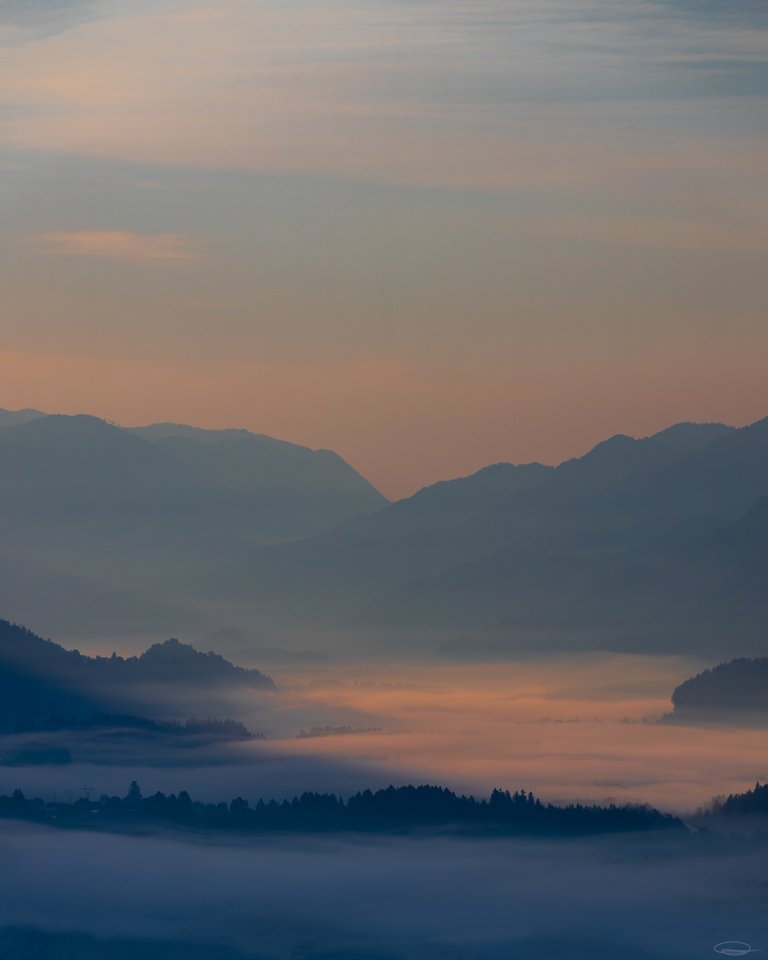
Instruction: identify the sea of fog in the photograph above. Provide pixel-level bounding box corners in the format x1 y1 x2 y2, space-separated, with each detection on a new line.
1 823 767 959
2 654 766 812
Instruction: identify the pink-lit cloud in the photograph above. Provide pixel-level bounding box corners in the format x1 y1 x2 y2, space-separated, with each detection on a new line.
28 230 199 263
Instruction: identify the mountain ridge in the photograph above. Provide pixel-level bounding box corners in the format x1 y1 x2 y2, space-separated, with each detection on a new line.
0 619 275 729
0 410 387 634
0 408 765 657
189 415 768 656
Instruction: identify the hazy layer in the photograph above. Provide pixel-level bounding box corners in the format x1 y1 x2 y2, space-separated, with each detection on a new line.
3 655 764 812
0 824 765 959
255 656 768 811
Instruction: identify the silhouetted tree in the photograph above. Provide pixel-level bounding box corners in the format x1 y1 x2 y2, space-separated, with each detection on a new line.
125 780 142 805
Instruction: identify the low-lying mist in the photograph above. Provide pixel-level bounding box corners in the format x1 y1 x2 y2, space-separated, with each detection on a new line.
0 824 765 959
3 653 766 813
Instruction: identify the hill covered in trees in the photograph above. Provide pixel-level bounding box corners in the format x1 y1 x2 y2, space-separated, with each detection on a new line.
706 782 768 818
665 657 768 722
0 620 274 731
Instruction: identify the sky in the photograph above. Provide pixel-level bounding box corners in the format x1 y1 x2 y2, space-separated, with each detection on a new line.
1 0 767 498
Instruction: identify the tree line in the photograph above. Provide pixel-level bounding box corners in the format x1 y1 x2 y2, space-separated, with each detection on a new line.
0 782 683 836
706 782 768 816
9 714 259 738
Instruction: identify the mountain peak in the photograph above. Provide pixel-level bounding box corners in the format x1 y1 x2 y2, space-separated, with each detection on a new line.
0 413 122 448
0 407 46 429
648 421 733 452
135 637 275 688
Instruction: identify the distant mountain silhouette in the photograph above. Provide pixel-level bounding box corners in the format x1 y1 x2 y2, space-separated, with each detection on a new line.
665 657 768 722
132 636 275 687
192 417 768 655
1 410 766 656
557 494 768 643
602 417 768 519
364 492 768 652
0 407 45 429
192 460 554 616
131 421 386 532
0 410 385 635
0 620 274 729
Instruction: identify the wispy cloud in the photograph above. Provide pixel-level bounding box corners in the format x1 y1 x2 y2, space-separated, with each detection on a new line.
0 0 134 47
2 0 767 191
28 231 200 263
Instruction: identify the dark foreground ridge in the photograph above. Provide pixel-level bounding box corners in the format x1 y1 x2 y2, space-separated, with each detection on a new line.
0 782 682 836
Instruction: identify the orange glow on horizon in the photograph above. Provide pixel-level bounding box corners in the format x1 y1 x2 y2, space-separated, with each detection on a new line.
0 349 765 498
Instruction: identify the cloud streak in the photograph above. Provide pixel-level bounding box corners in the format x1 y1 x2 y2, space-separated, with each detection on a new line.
28 231 199 263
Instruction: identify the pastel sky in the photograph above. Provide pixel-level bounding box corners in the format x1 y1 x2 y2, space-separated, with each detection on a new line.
1 0 767 497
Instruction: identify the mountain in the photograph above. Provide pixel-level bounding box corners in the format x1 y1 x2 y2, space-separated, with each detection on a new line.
347 461 553 538
131 636 275 688
536 492 768 650
193 418 764 642
189 460 553 619
0 414 217 514
605 417 768 520
132 421 386 535
1 409 764 656
0 619 274 729
0 408 45 429
476 421 738 553
666 658 768 722
0 411 386 636
363 492 768 653
0 414 243 603
0 413 383 536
